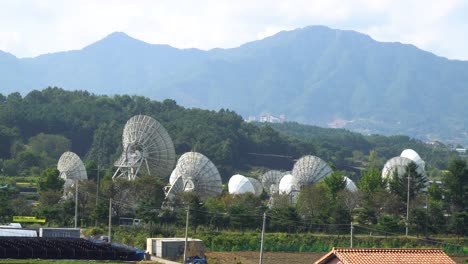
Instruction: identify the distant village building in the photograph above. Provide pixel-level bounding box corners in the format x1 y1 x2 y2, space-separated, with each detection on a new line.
259 113 286 123
314 248 455 264
245 113 287 123
455 148 466 155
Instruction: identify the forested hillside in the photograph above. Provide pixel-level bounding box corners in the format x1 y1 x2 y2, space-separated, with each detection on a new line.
0 88 456 180
0 88 466 248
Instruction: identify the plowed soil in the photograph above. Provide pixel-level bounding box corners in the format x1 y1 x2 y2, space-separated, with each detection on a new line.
205 251 466 264
206 251 324 264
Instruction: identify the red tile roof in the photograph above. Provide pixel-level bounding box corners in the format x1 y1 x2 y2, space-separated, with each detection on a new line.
314 247 456 264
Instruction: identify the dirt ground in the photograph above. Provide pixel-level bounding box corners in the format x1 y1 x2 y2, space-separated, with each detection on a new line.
205 251 467 264
206 251 325 264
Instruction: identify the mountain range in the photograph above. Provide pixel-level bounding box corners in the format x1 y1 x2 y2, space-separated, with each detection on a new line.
0 26 467 145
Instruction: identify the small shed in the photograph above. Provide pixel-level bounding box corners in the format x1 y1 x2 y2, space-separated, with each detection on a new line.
315 248 456 264
146 238 205 261
0 228 37 237
39 228 80 238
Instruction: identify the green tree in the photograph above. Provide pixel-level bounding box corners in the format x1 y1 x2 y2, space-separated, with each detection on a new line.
358 168 386 197
377 214 403 234
204 197 228 229
444 159 467 212
268 206 300 233
409 207 428 237
389 162 427 208
297 184 331 226
0 188 15 222
323 171 346 199
38 167 64 193
29 133 71 160
449 211 468 241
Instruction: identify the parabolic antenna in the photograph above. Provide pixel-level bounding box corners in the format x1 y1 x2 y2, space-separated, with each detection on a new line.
167 152 222 200
292 155 332 188
400 149 426 177
247 177 263 196
381 156 412 180
261 170 283 194
278 174 297 195
228 174 262 196
278 174 300 204
57 151 88 183
113 115 176 180
57 151 87 229
344 176 357 192
164 175 185 200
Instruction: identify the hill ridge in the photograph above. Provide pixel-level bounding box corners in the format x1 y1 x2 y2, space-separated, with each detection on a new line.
0 25 466 146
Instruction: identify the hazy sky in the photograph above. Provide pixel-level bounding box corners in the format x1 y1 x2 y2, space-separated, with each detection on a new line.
1 0 467 60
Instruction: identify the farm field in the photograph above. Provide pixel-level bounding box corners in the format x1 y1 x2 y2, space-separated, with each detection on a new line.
206 251 327 264
205 251 467 264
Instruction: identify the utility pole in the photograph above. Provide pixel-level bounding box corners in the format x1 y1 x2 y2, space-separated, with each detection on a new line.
425 194 429 238
259 212 266 264
350 222 354 248
95 136 103 227
74 180 79 228
95 164 100 227
183 204 190 264
406 171 411 236
108 198 112 243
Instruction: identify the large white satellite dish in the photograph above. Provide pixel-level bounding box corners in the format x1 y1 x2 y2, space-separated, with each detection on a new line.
261 170 283 194
400 149 426 177
113 115 176 180
164 175 185 201
278 174 300 204
166 152 222 200
382 156 413 180
57 151 88 182
278 174 297 195
228 174 262 196
292 155 332 188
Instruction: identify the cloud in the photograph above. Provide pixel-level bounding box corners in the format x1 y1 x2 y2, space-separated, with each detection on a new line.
0 0 467 60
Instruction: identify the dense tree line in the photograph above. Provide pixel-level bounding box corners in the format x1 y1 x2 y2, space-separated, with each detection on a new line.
0 88 457 179
0 88 466 242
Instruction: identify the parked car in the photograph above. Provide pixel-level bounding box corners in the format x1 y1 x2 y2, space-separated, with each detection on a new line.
186 255 208 264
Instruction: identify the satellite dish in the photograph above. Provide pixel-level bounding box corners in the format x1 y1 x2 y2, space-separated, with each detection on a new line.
278 174 300 204
261 170 283 194
167 152 222 200
344 176 357 192
164 175 185 201
400 149 426 177
113 115 176 180
228 174 262 196
278 174 297 195
169 168 179 186
292 155 332 188
57 151 87 229
57 151 88 183
247 177 263 196
382 156 412 180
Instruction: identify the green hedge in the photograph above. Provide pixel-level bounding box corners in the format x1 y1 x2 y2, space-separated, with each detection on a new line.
194 231 466 254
